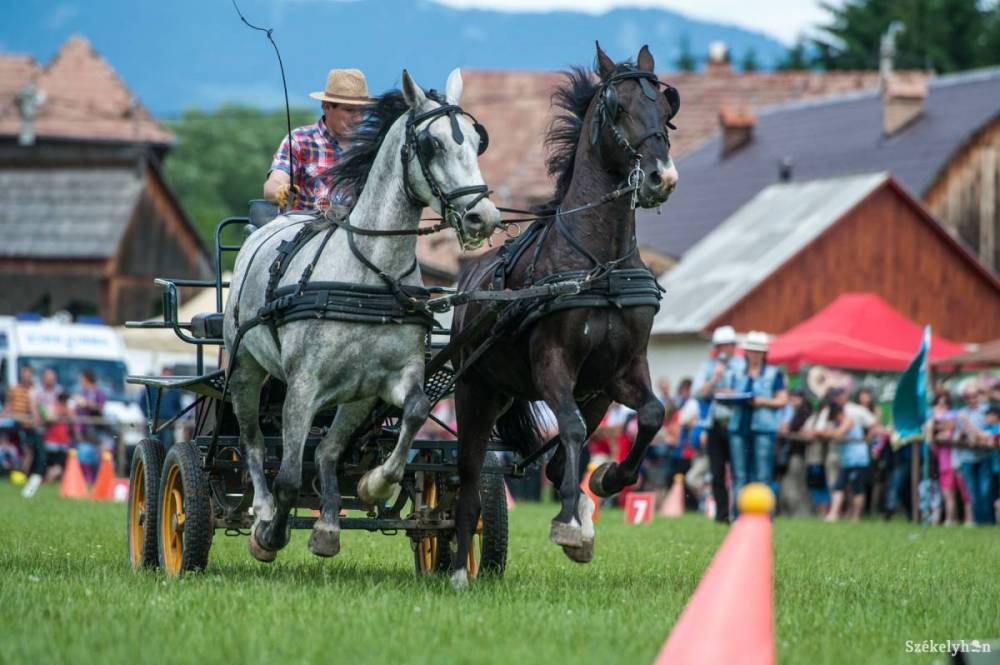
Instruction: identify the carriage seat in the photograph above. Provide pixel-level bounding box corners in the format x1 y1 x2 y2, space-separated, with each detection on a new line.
190 312 225 339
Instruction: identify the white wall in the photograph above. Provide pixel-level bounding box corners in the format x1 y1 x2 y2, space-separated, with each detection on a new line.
646 333 711 384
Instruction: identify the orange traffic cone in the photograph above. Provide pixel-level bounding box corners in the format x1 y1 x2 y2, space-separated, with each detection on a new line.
581 466 600 524
653 484 775 665
659 473 685 518
91 450 117 501
60 449 90 500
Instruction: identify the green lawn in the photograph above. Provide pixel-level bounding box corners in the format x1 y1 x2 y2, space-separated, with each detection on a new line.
0 482 995 664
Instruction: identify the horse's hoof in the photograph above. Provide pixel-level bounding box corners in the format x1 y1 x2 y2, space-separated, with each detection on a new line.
308 527 341 558
450 568 469 591
357 468 398 505
549 520 584 549
248 532 276 563
562 539 595 564
588 462 618 498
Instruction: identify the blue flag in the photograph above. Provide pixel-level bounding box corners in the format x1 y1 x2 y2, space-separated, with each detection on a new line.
892 326 930 440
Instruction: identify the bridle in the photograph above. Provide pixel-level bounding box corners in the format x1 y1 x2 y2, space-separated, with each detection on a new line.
590 65 680 209
400 90 492 248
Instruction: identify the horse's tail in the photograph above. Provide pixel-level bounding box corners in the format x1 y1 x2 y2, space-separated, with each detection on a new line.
494 399 548 459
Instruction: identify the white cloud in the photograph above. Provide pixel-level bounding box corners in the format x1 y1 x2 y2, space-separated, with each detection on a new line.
45 4 79 31
430 0 843 44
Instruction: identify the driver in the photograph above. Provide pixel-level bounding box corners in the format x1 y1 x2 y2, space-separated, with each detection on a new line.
262 68 371 212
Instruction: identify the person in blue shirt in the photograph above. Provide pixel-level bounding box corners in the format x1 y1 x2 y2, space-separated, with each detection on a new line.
957 389 998 525
823 397 870 522
692 325 746 523
721 331 788 512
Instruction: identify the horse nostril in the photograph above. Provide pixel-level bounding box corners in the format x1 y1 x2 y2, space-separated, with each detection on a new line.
648 170 662 186
464 212 484 229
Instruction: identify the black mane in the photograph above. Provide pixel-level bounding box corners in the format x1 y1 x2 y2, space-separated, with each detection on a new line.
542 66 600 209
327 91 409 196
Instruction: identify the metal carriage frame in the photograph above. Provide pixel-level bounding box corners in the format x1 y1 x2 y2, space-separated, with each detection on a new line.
125 216 517 578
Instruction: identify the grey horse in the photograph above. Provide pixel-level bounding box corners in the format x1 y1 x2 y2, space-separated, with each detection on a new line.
223 69 500 562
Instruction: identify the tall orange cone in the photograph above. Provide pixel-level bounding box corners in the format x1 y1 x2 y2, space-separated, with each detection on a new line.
654 484 775 665
59 449 90 500
581 465 600 524
91 450 116 501
659 473 685 518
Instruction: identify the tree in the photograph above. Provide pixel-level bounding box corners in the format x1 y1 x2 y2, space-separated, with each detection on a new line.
160 105 314 252
810 0 1000 72
777 41 810 71
739 47 760 72
674 34 697 72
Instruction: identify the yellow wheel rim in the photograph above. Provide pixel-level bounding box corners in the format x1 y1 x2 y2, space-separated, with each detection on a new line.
160 464 185 576
128 459 145 569
415 473 483 578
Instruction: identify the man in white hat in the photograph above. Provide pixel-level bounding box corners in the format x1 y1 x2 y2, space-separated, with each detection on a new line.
263 68 371 211
692 325 745 523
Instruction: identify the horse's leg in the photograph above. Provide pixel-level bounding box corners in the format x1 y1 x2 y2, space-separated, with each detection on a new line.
544 395 611 563
450 375 506 590
255 380 317 553
357 361 429 504
590 357 665 498
308 399 376 558
228 352 276 563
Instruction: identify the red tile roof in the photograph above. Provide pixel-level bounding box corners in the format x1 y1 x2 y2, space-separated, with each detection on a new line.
0 36 173 146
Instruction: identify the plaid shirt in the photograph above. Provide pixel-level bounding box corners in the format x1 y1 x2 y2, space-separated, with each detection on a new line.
269 118 352 210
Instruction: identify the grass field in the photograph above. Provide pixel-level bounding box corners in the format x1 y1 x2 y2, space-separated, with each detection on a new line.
0 482 996 665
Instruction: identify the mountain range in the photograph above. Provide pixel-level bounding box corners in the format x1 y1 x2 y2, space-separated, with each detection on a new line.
0 0 787 115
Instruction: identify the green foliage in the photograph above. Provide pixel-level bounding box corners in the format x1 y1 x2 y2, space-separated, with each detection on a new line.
674 34 697 72
739 47 760 72
778 41 811 70
160 105 315 252
810 0 1000 72
1 484 997 664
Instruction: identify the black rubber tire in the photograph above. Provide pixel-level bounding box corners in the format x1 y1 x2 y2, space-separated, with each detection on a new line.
477 452 509 577
157 442 213 576
127 439 165 570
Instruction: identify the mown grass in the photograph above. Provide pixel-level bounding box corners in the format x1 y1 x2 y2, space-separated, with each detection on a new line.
0 482 996 664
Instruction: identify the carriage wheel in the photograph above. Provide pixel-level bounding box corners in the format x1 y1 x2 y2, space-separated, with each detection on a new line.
157 442 213 577
128 439 165 570
412 453 508 578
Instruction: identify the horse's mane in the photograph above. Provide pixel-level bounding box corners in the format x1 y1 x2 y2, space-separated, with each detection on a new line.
541 66 600 210
327 91 409 196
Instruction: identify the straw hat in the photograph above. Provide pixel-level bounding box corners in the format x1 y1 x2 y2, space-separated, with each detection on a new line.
310 68 371 105
741 331 770 353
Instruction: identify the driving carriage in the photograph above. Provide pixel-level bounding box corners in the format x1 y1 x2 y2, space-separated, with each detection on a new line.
125 214 514 578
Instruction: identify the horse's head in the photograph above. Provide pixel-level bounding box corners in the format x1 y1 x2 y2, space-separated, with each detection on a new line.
400 68 501 249
592 43 679 208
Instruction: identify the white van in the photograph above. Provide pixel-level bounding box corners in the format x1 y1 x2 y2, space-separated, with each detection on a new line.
0 315 145 445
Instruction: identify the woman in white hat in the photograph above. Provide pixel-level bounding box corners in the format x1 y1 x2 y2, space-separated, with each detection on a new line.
263 68 371 211
723 331 788 511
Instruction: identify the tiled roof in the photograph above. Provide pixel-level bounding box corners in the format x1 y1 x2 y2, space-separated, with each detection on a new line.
460 67 894 209
0 167 144 258
0 36 173 146
637 67 1000 259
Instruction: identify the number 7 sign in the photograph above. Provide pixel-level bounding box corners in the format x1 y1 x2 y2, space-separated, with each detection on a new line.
624 492 656 524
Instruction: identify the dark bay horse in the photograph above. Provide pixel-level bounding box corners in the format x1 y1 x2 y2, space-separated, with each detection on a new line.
448 43 679 588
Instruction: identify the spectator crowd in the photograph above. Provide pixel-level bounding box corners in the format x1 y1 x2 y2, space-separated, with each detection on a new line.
0 365 110 498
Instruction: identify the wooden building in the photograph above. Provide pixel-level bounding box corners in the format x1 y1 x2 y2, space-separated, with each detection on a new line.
0 37 211 324
648 173 1000 381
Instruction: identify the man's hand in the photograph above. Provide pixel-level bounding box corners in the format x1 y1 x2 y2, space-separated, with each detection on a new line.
274 183 300 209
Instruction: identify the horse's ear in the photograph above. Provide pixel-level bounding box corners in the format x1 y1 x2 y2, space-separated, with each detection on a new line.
401 69 427 109
637 44 655 72
445 68 464 105
595 41 616 80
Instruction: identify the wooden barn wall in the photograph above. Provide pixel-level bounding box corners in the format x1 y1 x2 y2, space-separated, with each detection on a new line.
713 186 1000 342
923 118 1000 274
109 170 211 323
0 260 103 317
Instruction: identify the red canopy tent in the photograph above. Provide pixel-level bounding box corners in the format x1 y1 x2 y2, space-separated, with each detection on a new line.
768 293 966 372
